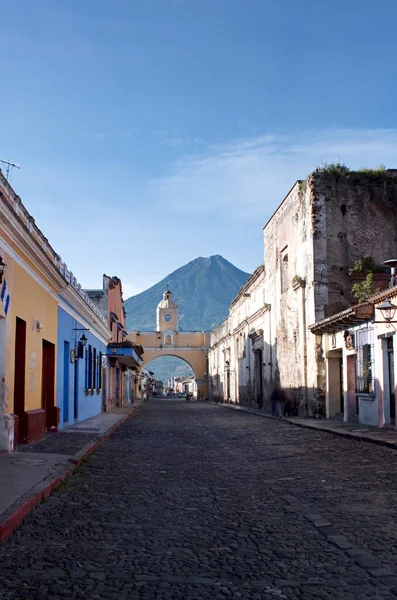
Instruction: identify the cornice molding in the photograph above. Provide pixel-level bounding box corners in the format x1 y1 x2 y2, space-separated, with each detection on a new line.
142 346 210 352
209 333 231 350
59 288 112 342
0 236 60 301
0 200 65 292
1 186 108 327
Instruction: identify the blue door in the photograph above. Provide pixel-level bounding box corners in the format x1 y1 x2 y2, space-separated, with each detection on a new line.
63 341 70 423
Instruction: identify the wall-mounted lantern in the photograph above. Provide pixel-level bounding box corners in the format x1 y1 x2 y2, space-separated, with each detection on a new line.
375 298 397 323
0 256 7 284
79 333 88 347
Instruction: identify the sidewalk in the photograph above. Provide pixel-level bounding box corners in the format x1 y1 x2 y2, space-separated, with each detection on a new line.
214 402 397 449
0 400 143 543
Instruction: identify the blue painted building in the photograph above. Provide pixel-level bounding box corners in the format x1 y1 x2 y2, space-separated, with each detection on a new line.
56 267 111 428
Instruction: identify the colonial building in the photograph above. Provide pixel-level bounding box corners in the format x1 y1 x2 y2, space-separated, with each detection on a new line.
209 168 397 415
209 266 267 406
309 283 397 427
0 169 114 450
56 269 111 428
87 276 142 409
0 172 63 449
261 169 397 414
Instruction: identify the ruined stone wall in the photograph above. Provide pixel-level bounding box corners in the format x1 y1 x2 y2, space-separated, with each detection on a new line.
312 171 397 318
263 182 316 412
263 170 397 415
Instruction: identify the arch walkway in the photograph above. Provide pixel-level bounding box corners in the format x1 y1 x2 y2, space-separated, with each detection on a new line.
128 330 210 399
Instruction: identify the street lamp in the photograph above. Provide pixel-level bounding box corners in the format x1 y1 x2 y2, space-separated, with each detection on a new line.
0 256 7 284
376 298 397 322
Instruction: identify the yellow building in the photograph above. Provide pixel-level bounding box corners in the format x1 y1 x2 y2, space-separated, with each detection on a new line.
0 171 64 450
128 289 210 399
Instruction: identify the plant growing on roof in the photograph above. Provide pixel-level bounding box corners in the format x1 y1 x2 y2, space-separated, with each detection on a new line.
349 256 381 304
312 162 350 177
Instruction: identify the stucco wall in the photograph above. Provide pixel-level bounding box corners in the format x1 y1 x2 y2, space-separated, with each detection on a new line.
263 182 316 409
56 306 106 427
208 267 267 407
262 171 397 414
6 261 58 413
129 330 209 348
108 276 125 337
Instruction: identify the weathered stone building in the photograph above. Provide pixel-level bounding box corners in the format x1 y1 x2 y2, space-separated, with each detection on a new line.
209 266 267 406
263 169 397 414
209 168 397 414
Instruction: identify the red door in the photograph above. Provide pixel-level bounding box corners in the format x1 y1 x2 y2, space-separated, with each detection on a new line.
42 340 56 429
14 317 27 443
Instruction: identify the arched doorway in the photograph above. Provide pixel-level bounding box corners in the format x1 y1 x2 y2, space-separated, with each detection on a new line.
145 355 197 398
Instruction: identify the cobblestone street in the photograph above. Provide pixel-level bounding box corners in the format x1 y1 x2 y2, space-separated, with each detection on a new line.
2 400 397 600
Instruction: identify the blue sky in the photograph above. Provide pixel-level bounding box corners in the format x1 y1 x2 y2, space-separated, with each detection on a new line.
1 0 397 297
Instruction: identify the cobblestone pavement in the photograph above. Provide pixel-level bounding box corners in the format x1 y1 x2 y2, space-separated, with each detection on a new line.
1 400 397 600
17 432 98 455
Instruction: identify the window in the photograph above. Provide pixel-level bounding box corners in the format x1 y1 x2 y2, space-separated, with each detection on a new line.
98 352 102 389
93 348 97 389
85 348 88 389
281 249 289 294
88 344 93 389
356 328 374 393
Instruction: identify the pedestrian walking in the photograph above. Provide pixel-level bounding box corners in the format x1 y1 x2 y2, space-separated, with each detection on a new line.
270 384 285 418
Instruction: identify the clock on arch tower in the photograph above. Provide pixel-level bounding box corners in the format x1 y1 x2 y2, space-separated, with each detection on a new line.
156 287 179 332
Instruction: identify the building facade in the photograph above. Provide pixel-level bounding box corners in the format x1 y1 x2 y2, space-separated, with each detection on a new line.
208 169 397 416
310 285 397 427
0 168 121 450
87 276 142 409
209 266 267 407
56 282 111 428
261 169 397 414
0 171 65 449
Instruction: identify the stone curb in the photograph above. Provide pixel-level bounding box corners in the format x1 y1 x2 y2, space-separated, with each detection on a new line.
211 402 397 450
0 406 139 543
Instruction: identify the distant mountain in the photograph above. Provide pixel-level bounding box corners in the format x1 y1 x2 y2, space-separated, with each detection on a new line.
124 255 250 331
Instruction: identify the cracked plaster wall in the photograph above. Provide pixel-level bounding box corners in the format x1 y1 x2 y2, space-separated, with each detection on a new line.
263 172 397 414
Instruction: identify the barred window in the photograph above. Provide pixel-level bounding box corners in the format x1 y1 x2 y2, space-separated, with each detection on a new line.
88 345 93 389
93 348 97 389
98 351 102 389
356 328 374 393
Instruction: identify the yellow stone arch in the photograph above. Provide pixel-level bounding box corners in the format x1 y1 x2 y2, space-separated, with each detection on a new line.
128 330 210 400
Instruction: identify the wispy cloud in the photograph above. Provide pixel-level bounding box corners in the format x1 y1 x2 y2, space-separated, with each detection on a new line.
91 132 107 141
119 127 140 138
146 128 397 220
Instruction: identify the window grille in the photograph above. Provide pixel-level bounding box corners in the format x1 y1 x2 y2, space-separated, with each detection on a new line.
98 352 102 389
88 345 93 389
356 328 374 393
93 348 97 389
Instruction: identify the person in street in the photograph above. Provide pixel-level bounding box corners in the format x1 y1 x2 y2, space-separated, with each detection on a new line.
270 383 285 418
